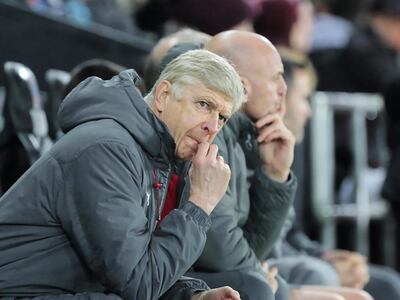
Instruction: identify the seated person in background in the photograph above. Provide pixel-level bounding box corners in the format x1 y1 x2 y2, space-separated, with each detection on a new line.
0 50 245 300
267 47 372 300
143 28 211 92
195 30 297 300
169 31 371 300
274 48 400 300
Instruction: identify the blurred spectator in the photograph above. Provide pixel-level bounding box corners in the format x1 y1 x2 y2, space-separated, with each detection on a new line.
143 28 211 91
254 0 298 47
254 0 314 53
310 0 356 91
319 0 400 190
340 0 400 93
309 0 369 87
136 0 254 37
313 0 369 22
312 1 356 52
273 47 400 300
25 0 136 33
172 0 254 34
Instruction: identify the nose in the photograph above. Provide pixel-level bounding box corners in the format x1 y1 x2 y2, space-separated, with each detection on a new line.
202 114 220 136
279 78 288 98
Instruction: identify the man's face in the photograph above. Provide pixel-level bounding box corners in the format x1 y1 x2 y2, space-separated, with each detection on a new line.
284 69 312 143
155 81 233 160
243 49 287 120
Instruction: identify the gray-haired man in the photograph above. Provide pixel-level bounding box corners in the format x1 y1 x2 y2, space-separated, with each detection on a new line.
0 50 244 300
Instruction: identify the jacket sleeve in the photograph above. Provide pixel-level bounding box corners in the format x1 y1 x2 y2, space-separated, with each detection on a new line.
284 226 326 257
243 168 297 260
160 276 209 300
56 141 211 300
195 135 296 276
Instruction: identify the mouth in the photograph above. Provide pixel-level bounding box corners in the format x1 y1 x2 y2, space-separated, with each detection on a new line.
188 136 207 144
187 136 209 152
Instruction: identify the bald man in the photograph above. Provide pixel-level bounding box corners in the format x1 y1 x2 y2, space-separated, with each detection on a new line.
186 31 297 300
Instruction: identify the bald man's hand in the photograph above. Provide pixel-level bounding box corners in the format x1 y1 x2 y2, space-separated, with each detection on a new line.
323 250 369 289
189 142 231 215
255 113 295 182
192 287 241 300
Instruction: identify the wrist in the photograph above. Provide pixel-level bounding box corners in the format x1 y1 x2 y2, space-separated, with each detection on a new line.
262 165 289 183
188 195 214 215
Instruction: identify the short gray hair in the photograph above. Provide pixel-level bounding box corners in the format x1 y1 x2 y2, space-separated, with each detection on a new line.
144 49 244 113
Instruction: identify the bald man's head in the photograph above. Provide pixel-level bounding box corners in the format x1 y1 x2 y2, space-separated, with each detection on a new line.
205 31 287 120
205 31 276 77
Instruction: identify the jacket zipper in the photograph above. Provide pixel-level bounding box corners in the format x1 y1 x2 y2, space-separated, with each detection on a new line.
152 168 163 223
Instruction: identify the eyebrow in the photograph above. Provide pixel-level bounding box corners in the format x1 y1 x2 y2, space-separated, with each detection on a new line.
202 98 231 118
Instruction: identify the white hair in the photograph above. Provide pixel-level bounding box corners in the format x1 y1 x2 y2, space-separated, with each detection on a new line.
144 49 244 113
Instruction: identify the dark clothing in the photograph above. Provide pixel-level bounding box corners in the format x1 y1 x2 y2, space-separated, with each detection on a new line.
312 25 399 93
341 26 399 93
194 112 297 276
0 70 211 299
365 265 400 300
382 142 400 210
382 77 400 211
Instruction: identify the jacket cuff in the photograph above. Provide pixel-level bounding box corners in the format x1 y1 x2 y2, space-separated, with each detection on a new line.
257 168 297 191
181 201 212 231
160 276 209 300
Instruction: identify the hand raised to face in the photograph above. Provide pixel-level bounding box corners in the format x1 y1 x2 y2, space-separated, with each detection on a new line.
255 111 295 182
188 142 231 215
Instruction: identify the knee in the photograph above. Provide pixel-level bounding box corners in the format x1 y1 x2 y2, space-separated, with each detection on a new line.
291 289 346 300
296 258 340 286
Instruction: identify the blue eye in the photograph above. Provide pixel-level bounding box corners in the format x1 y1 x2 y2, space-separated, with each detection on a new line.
198 100 209 108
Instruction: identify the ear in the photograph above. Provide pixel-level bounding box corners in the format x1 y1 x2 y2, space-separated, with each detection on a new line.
154 80 172 113
240 76 251 103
